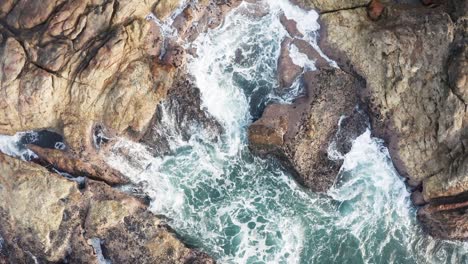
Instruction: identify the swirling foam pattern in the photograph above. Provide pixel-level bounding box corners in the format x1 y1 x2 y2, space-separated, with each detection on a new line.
107 1 468 263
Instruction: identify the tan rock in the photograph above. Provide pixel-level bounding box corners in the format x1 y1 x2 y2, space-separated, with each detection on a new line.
291 0 370 12
0 37 25 86
0 153 213 263
319 3 467 239
6 0 62 29
28 144 128 185
0 153 83 262
153 0 183 20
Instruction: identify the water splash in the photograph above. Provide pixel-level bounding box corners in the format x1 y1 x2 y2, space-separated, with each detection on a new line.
107 0 468 263
0 132 37 160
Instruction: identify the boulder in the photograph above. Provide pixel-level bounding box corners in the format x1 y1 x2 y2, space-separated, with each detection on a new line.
249 68 367 192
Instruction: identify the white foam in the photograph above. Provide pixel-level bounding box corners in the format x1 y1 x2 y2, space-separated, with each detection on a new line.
0 132 37 160
289 43 317 70
90 238 111 264
106 0 468 263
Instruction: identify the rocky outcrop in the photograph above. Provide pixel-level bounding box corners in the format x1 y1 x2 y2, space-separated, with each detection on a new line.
318 2 467 239
0 153 213 263
0 0 172 153
249 68 367 192
0 0 241 161
0 0 243 261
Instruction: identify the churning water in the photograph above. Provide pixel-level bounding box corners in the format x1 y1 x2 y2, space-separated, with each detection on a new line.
106 1 468 263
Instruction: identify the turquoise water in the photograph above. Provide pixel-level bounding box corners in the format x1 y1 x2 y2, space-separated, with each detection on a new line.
107 1 468 263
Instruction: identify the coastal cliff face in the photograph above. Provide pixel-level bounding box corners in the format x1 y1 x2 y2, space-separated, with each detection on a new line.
249 0 467 240
320 2 467 240
0 0 240 262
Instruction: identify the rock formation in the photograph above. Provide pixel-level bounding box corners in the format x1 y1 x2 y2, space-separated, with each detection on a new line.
250 0 368 192
0 153 212 263
249 68 368 192
318 0 467 240
251 0 467 239
0 0 241 261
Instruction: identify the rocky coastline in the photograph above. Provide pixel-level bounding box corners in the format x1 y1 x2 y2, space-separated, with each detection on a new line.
249 0 467 240
0 0 241 262
0 0 466 262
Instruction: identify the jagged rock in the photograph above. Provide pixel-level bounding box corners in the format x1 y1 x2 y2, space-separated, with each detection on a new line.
141 71 223 155
249 68 367 192
418 201 468 240
0 0 243 261
0 153 213 263
319 3 467 239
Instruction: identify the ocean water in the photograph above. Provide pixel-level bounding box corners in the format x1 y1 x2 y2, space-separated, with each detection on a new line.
104 1 467 263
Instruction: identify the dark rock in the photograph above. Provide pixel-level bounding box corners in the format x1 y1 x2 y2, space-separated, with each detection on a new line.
411 191 427 206
141 72 223 155
249 68 366 192
19 130 65 150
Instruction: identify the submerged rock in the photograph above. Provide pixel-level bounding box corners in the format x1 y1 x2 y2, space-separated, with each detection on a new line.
249 68 367 192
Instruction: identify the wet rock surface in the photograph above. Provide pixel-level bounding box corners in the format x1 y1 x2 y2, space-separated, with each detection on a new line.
141 71 223 155
249 68 367 192
317 1 467 239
